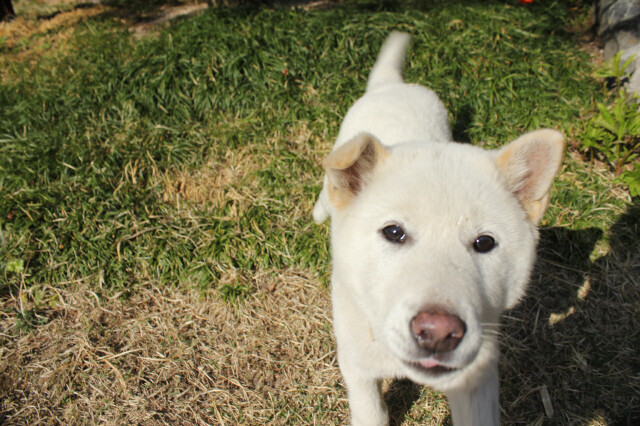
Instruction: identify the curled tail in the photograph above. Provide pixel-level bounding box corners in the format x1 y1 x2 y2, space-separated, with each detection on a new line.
366 31 411 91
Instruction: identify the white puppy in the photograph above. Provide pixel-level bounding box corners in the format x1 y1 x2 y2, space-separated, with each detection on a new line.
314 32 564 425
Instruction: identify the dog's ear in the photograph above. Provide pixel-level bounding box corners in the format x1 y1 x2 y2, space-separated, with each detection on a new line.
323 133 389 209
495 129 565 224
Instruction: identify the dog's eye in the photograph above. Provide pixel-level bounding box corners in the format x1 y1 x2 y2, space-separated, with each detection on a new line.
473 235 496 253
381 224 407 244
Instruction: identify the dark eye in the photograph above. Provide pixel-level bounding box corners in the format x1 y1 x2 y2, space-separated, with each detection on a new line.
381 224 407 244
473 235 496 253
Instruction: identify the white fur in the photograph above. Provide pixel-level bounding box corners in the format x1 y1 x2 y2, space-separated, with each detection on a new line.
314 32 564 425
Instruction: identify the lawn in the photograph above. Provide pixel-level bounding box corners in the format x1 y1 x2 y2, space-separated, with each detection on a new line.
0 0 638 424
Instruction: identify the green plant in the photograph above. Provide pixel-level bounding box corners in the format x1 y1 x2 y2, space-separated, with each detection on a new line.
5 259 24 274
581 89 640 171
580 53 640 195
593 51 636 87
15 308 49 333
619 163 640 197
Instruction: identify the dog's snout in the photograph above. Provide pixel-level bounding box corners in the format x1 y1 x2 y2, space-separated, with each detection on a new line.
410 310 466 353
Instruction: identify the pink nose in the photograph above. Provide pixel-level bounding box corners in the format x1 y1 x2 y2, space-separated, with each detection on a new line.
410 310 466 353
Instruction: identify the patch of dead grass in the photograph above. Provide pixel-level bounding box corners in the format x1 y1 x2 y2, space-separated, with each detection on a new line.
0 4 108 83
161 122 326 213
0 4 106 49
0 270 343 424
162 144 260 211
0 1 214 81
0 270 451 424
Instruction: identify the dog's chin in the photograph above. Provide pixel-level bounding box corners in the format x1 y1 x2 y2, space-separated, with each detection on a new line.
400 345 495 391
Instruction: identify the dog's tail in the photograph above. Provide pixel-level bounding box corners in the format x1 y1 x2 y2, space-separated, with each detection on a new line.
366 31 411 91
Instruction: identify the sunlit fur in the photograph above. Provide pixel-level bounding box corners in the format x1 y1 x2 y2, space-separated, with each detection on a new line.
314 32 564 426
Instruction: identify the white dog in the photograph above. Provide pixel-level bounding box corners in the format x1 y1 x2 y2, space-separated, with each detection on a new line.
313 32 564 425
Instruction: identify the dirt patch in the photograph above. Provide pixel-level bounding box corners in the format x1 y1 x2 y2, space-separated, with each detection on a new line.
128 2 209 38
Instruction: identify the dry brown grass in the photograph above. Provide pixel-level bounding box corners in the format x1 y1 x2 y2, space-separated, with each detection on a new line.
0 270 342 424
0 269 452 425
0 0 211 80
161 121 329 218
162 144 260 210
0 4 107 82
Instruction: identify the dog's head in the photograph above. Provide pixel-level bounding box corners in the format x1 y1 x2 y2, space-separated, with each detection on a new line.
324 130 564 390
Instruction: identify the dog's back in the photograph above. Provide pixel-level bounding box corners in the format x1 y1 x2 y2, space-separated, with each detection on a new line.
313 33 451 223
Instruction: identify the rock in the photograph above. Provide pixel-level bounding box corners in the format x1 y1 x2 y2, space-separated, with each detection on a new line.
604 37 620 60
597 1 640 96
621 43 640 74
598 0 640 34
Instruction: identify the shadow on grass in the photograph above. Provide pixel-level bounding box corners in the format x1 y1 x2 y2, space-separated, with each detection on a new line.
90 0 568 24
451 103 475 144
385 379 424 425
502 199 640 424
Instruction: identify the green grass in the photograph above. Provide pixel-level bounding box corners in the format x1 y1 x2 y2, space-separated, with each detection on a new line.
2 0 621 298
1 1 639 425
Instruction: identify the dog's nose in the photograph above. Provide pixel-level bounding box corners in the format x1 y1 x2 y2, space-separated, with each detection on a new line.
410 310 466 353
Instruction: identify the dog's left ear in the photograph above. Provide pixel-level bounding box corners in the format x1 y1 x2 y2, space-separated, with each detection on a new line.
323 132 389 210
495 129 565 224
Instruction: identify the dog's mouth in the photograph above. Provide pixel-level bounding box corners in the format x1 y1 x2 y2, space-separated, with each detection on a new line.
407 358 458 375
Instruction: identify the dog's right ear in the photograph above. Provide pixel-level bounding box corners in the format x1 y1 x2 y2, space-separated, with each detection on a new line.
323 133 389 210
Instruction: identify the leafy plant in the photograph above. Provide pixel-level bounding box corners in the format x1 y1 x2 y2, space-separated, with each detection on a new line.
619 163 640 197
580 53 640 195
15 308 50 333
581 89 640 171
593 51 636 88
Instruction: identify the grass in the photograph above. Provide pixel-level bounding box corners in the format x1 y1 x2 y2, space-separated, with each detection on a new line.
1 0 639 424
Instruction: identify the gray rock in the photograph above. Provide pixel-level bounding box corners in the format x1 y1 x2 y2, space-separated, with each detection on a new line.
616 29 640 50
621 43 640 74
604 37 620 60
599 0 640 34
626 60 640 97
597 1 640 96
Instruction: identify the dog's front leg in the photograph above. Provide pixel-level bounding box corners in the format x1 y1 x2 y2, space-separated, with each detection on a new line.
339 358 389 426
446 362 500 426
